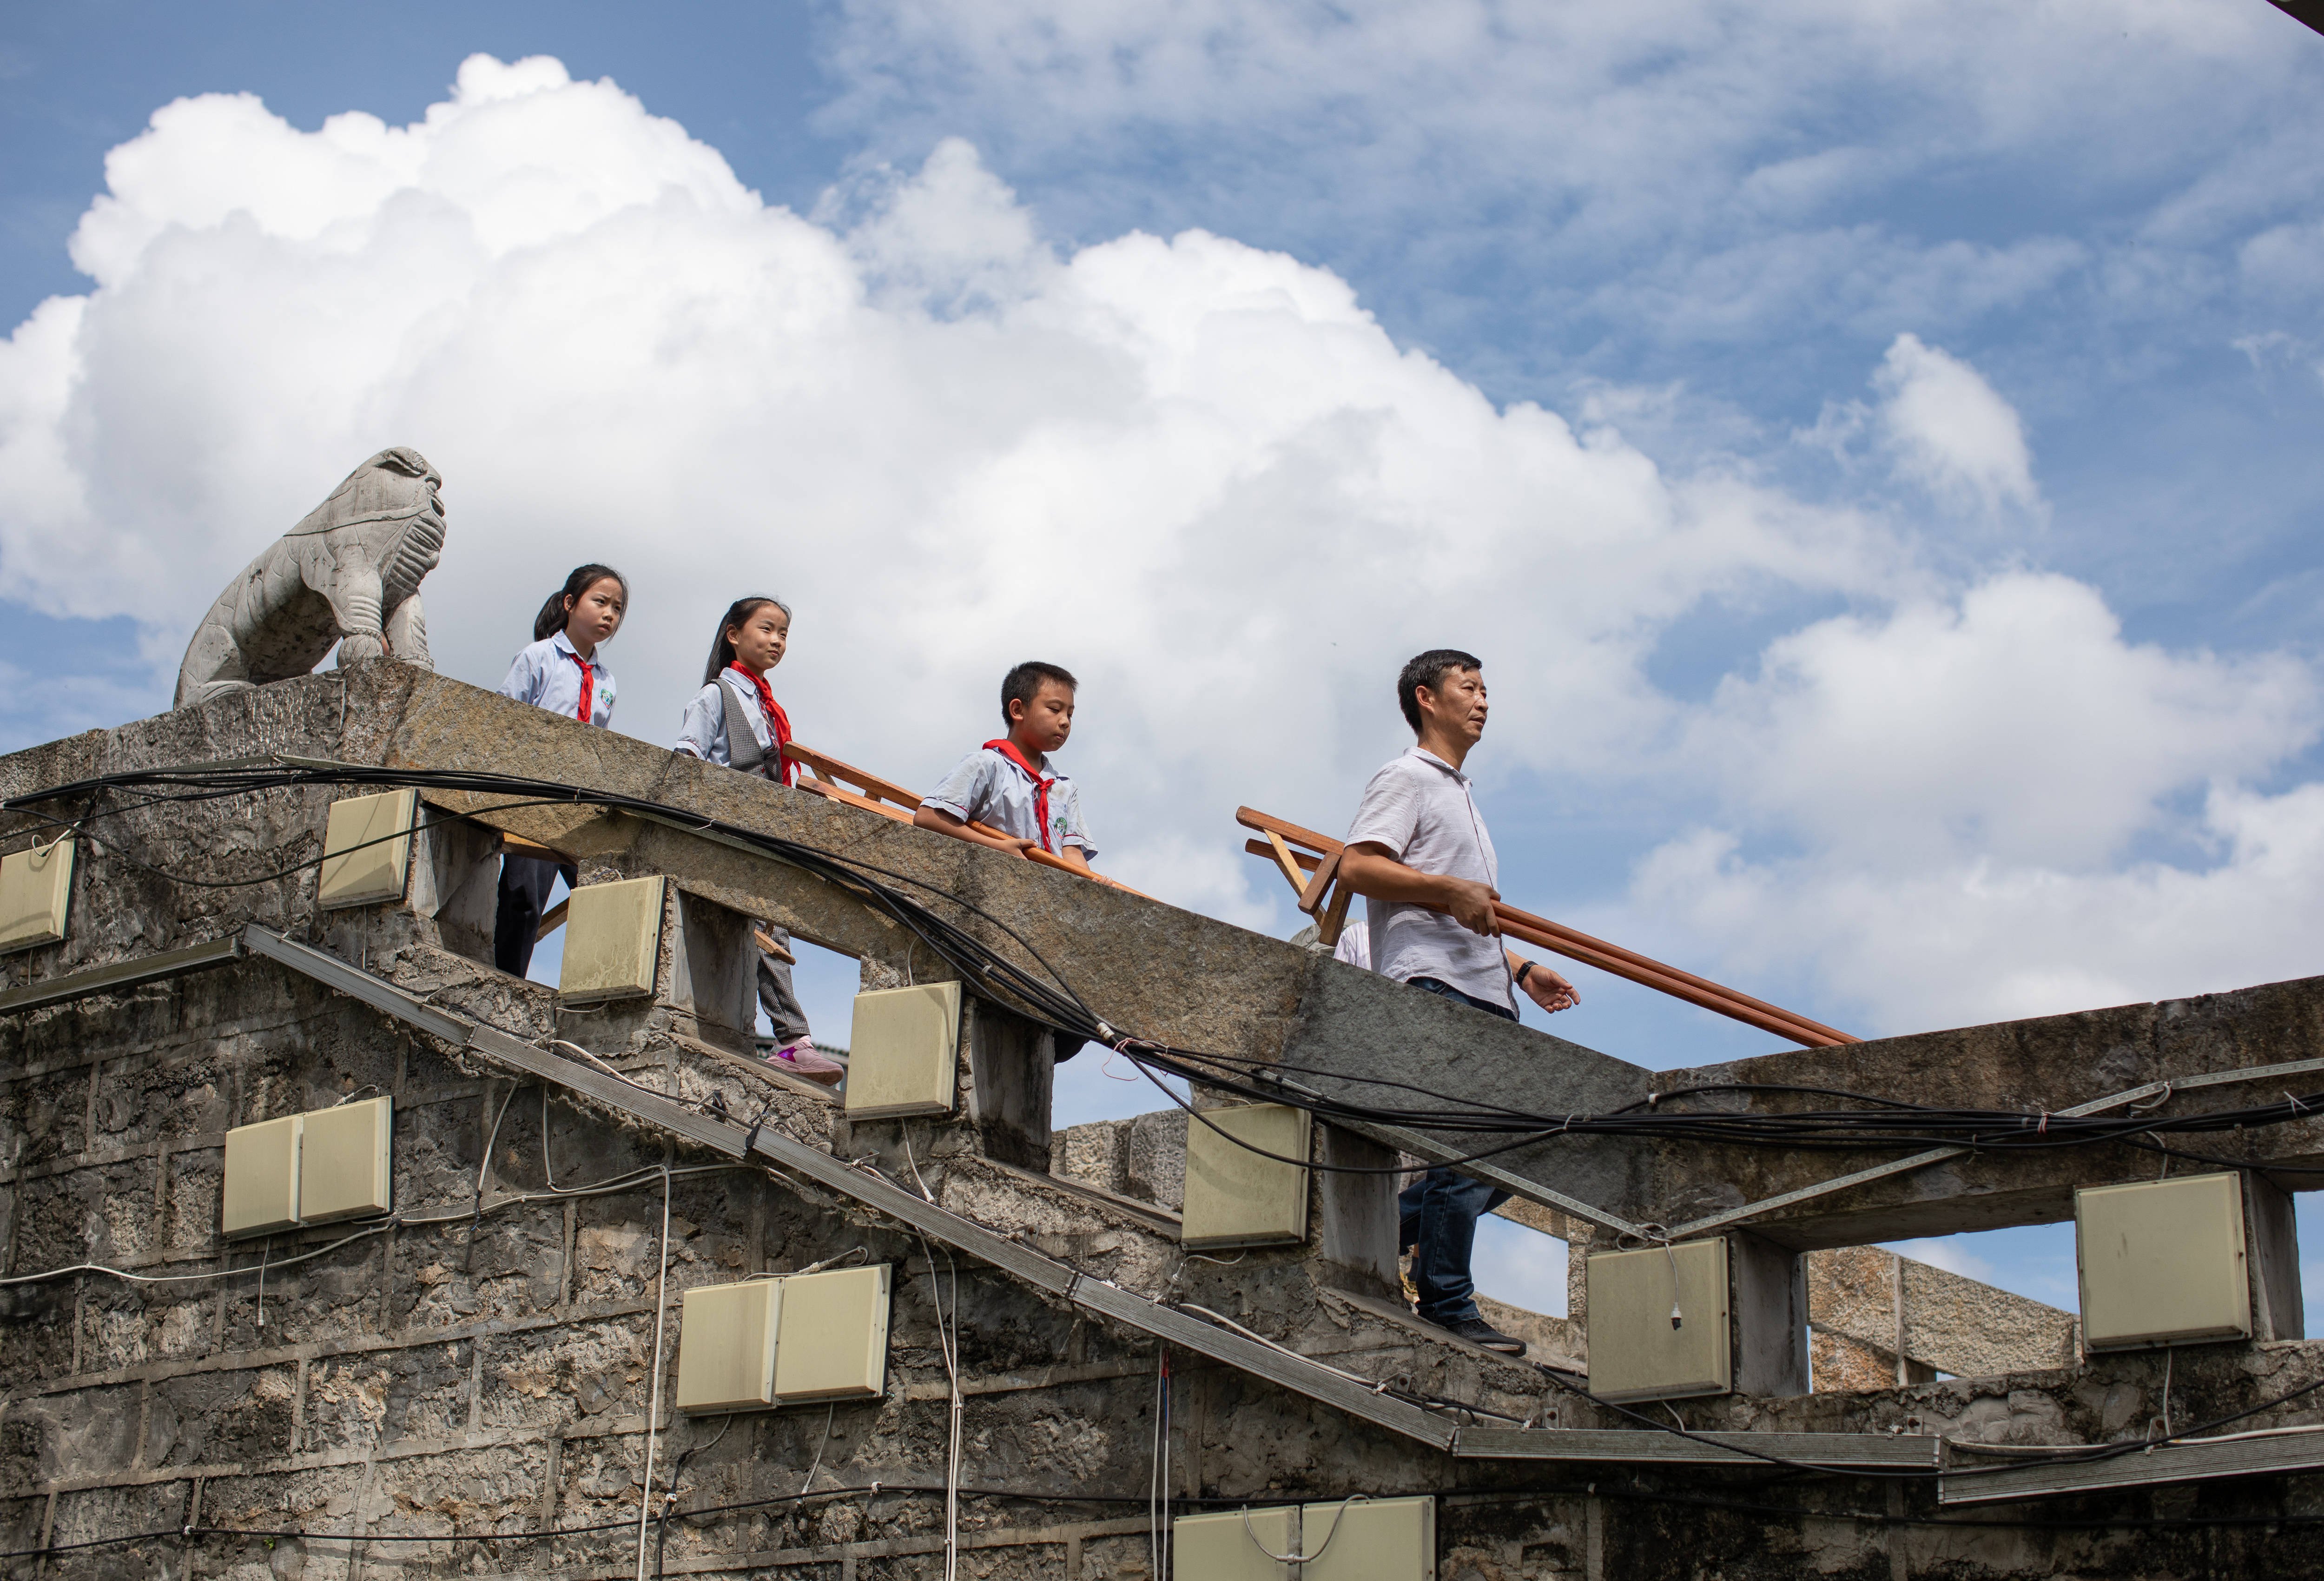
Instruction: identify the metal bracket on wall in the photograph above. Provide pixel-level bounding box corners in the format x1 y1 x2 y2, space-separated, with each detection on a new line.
40 924 2053 1471
1663 1052 2324 1241
225 925 1460 1453
0 934 244 1018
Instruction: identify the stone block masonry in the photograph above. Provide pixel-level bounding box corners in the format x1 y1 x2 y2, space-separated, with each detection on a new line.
5 662 2324 1578
0 966 1310 1578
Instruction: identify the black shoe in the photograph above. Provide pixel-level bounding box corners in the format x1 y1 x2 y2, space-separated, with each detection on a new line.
1443 1316 1526 1354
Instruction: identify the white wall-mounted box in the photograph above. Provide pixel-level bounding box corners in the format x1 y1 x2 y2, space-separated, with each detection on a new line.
223 1097 399 1239
675 1279 782 1414
844 983 962 1119
559 876 666 1003
1303 1495 1435 1581
1586 1238 1732 1402
2077 1173 2252 1350
222 1114 303 1238
0 838 75 953
317 790 418 909
1181 1103 1310 1250
297 1096 393 1225
676 1265 894 1414
1173 1505 1296 1581
773 1263 893 1402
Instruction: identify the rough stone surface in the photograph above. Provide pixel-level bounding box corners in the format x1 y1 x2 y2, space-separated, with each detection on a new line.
4 664 2324 1577
175 448 445 708
1053 1111 1188 1211
1807 1245 2080 1387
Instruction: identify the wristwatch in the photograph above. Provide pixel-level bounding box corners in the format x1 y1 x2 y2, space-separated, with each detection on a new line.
1514 960 1534 987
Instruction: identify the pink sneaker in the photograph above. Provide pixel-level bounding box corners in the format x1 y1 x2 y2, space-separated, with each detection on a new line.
766 1036 844 1085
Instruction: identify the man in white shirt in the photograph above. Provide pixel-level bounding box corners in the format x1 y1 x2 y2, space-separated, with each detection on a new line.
1339 648 1578 1352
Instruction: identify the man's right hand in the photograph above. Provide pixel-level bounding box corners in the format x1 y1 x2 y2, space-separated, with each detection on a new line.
1444 877 1501 938
1342 844 1504 936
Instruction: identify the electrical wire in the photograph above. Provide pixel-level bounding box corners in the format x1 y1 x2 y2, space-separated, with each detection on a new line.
22 766 2324 1492
0 1223 396 1289
543 1083 562 1191
17 759 2324 1180
466 1083 522 1271
655 1412 735 1580
1149 1347 1165 1575
801 1402 837 1499
896 1127 964 1581
1243 1493 1369 1565
1174 1302 1530 1425
636 1159 675 1581
41 1452 2324 1567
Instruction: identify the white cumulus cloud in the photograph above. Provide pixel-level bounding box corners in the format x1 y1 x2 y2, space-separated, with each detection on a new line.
0 54 1893 926
1632 566 2324 1033
1681 572 2315 869
1872 333 2040 516
819 0 2312 354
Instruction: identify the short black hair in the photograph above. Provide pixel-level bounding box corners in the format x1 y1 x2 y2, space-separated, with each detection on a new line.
1397 648 1483 733
1002 661 1078 724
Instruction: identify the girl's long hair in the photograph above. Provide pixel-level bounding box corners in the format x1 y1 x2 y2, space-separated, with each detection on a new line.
703 596 792 684
533 564 629 642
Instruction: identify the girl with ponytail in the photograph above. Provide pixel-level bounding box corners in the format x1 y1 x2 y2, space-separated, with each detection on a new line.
491 563 629 976
671 595 840 1083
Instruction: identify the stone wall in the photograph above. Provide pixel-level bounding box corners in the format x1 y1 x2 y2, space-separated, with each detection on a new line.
5 665 2324 1578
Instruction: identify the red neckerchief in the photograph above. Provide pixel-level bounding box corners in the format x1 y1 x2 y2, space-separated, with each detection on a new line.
981 738 1055 853
561 645 594 724
728 662 795 785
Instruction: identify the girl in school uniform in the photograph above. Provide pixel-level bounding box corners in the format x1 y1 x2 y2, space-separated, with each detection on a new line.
493 563 627 977
673 596 842 1084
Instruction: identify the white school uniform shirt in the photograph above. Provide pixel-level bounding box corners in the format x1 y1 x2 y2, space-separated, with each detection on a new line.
920 746 1097 860
497 631 615 727
672 670 780 770
1344 745 1513 1012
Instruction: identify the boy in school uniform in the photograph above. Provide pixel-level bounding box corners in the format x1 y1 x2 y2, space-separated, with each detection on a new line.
913 660 1097 1057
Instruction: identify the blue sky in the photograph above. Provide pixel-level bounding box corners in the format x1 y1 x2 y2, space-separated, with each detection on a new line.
5 1 2323 1325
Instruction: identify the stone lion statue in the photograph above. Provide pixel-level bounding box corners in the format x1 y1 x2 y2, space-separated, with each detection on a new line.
175 446 448 708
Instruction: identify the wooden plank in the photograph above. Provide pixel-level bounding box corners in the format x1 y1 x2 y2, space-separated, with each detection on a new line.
501 832 562 860
751 928 797 964
1236 804 1855 1048
1262 831 1310 897
781 742 923 811
1234 806 1345 859
1494 900 1858 1046
796 777 916 825
1296 849 1342 918
1319 874 1355 948
789 738 1153 899
1489 913 1844 1048
533 899 568 942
